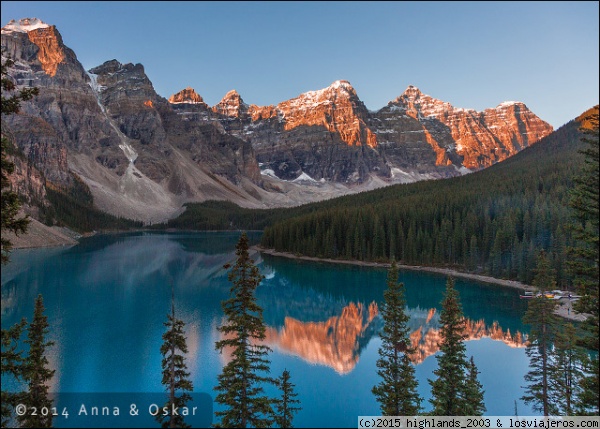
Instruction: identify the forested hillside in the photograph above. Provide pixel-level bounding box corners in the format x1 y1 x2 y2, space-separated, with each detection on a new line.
40 176 144 232
260 109 597 286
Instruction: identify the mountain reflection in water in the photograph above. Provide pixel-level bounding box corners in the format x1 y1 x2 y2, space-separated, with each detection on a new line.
1 233 535 423
262 301 525 374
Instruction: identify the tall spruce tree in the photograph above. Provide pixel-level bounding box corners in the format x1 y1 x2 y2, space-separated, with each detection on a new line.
273 369 301 428
157 287 194 428
1 53 37 264
548 323 586 416
567 107 599 415
569 108 599 342
428 277 472 415
521 251 560 416
463 356 486 416
214 232 273 428
576 355 599 415
372 261 421 415
1 318 27 427
18 294 55 428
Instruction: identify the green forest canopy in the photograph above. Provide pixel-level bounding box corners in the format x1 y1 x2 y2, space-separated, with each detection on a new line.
259 110 596 286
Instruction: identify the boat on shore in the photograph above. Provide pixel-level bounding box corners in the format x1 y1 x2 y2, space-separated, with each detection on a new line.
519 289 582 300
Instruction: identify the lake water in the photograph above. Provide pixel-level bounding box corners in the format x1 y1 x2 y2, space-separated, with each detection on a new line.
1 232 537 427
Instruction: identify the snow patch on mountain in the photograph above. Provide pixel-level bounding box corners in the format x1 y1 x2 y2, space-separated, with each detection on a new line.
1 18 49 34
292 172 317 183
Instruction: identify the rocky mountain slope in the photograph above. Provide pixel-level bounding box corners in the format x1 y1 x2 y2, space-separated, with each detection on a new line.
2 19 269 223
186 80 553 184
1 18 553 224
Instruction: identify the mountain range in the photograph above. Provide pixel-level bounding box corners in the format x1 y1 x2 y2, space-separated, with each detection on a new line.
1 18 553 224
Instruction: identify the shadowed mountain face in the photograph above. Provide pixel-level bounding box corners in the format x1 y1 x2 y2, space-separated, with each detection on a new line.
2 18 553 223
2 19 266 223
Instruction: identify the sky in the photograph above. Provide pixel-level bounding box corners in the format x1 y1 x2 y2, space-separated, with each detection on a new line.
1 1 598 129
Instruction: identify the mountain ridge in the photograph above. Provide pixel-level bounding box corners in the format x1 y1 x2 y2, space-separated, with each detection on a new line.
171 79 552 182
1 17 553 227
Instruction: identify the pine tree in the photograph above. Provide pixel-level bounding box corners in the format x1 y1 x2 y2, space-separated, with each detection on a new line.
568 108 599 335
214 232 273 428
428 277 471 415
576 355 599 415
18 294 55 428
1 318 27 427
521 251 560 416
157 288 194 428
1 53 37 264
372 261 421 415
548 323 586 416
463 356 486 416
273 369 301 428
567 107 599 415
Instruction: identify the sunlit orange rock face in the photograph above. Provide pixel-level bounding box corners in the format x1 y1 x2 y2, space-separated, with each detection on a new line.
409 318 526 364
265 301 379 374
277 80 377 148
206 81 552 183
389 86 554 169
208 80 388 182
577 105 599 130
168 87 207 107
213 90 248 117
260 302 525 373
143 100 153 108
248 104 278 121
212 81 376 147
26 25 65 77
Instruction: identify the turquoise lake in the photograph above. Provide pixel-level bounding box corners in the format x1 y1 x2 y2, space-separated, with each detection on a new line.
1 231 538 427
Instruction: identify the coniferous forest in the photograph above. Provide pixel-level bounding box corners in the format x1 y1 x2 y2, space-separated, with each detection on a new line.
260 112 595 286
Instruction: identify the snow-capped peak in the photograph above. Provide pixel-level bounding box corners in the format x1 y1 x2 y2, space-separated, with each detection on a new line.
168 87 206 104
497 101 521 108
213 89 249 117
401 85 424 97
329 80 354 91
224 89 240 97
1 18 50 34
288 80 356 106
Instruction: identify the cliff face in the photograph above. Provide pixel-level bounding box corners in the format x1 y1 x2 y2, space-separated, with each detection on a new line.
5 147 47 211
1 19 264 223
193 82 552 184
379 86 554 171
168 87 207 106
167 87 261 183
2 18 65 77
277 80 377 148
2 18 118 192
205 81 389 183
25 25 65 77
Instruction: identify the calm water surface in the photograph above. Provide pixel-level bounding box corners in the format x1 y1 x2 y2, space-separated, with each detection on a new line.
1 232 537 427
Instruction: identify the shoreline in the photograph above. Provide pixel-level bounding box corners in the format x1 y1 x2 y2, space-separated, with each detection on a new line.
254 246 591 322
254 246 534 290
8 231 589 323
